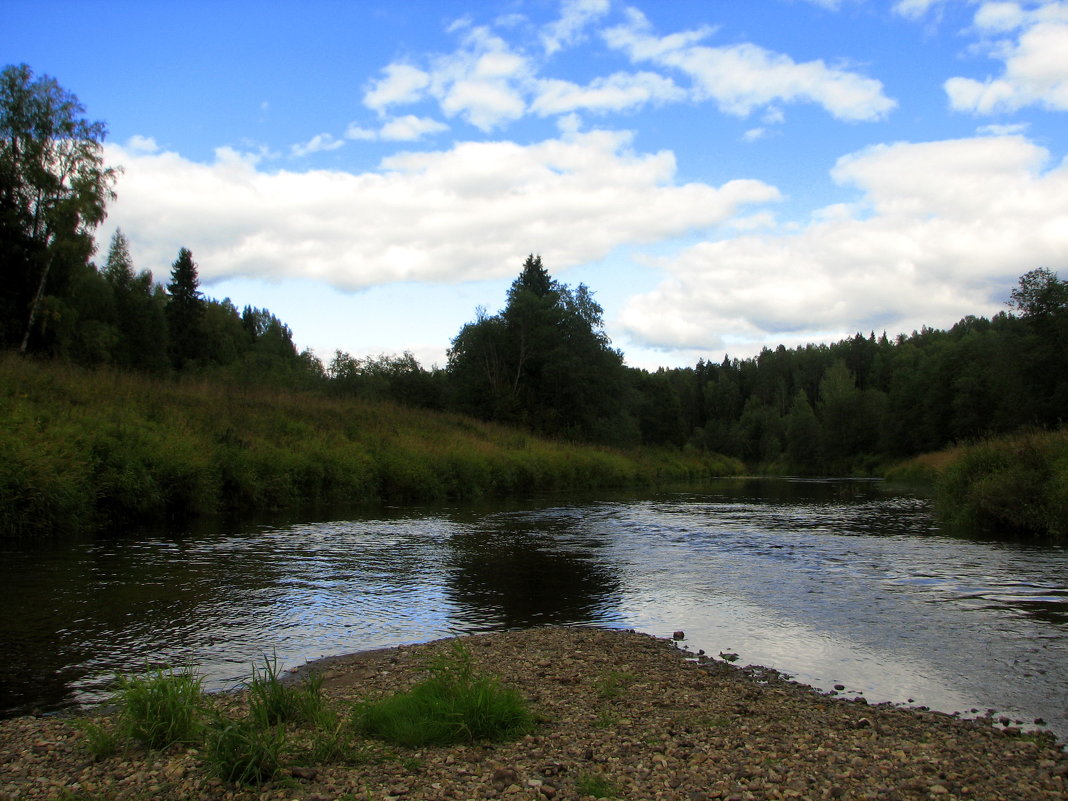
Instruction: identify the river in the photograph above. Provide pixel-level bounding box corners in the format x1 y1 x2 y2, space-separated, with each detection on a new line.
2 478 1066 741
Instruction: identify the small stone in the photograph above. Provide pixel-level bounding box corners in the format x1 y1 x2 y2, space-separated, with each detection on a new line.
930 785 949 795
491 767 519 790
672 631 685 640
290 766 318 780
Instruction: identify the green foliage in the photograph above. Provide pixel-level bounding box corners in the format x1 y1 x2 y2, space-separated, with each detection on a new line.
576 771 618 798
203 714 285 785
448 254 626 441
0 63 119 353
247 655 326 728
594 671 638 700
72 717 121 760
355 641 534 746
0 355 739 539
935 428 1068 541
114 665 204 749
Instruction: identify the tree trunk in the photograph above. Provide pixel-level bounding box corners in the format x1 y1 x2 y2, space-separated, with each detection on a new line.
20 250 53 353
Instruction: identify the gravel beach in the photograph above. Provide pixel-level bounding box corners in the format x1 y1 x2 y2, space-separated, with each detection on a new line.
2 627 1065 800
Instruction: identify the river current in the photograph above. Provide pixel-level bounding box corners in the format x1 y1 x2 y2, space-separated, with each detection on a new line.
2 478 1066 741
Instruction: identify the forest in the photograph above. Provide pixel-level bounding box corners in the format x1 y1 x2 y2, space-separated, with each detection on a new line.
4 63 1067 538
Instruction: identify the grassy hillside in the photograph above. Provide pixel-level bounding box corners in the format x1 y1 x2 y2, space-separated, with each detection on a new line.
886 428 1068 541
0 355 743 539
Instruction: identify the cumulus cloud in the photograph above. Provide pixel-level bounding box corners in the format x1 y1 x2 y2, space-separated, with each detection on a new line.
604 9 897 121
364 63 432 112
620 135 1068 354
100 130 780 291
541 0 610 55
946 1 1068 113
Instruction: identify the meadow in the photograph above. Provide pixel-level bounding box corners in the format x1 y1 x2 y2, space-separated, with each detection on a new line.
0 354 743 540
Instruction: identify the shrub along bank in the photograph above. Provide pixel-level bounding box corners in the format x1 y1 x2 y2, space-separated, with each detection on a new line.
0 355 743 540
886 427 1068 542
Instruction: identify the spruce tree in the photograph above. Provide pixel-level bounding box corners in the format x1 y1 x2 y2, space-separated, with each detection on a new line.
165 247 203 368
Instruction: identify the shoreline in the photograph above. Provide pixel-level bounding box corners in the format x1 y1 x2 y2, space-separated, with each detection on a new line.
3 627 1066 800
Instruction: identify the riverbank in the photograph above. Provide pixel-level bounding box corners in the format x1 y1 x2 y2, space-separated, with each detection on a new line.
0 356 742 540
2 627 1065 800
884 427 1068 542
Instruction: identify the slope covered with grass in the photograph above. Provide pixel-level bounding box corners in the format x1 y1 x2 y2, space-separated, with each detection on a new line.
0 355 742 539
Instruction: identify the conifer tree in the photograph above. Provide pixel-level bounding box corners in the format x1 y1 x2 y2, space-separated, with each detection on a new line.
165 247 203 368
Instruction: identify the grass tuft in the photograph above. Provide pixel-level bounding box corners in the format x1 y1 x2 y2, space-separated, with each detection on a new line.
355 640 534 746
203 714 285 785
576 771 618 798
72 717 121 760
247 655 326 728
113 665 204 749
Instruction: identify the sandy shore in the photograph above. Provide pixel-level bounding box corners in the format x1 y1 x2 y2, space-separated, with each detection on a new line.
2 627 1065 800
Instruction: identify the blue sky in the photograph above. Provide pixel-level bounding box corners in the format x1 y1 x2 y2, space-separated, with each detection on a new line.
5 1 1068 369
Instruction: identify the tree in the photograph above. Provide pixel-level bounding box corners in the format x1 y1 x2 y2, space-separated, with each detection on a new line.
1009 268 1068 319
165 247 203 368
0 64 119 351
448 254 625 440
103 228 134 288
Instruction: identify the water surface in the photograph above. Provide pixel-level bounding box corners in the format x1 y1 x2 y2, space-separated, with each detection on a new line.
3 479 1066 741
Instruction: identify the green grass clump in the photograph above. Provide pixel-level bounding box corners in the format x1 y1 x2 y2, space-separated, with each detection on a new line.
72 717 121 760
355 641 534 746
247 655 326 728
203 714 285 785
576 771 618 798
114 665 204 749
594 670 637 700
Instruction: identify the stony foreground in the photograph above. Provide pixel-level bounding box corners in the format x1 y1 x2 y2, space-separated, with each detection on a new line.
2 627 1066 801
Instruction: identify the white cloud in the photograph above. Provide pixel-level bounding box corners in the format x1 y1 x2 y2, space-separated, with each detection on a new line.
345 124 378 141
946 2 1068 112
379 115 450 141
541 0 610 55
893 0 949 20
428 25 534 130
125 134 160 154
620 135 1068 355
604 9 896 121
531 71 686 115
364 63 431 112
100 131 779 293
291 133 345 157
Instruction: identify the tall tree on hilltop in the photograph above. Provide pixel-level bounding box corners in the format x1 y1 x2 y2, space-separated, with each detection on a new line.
0 64 119 351
166 247 203 368
448 254 625 440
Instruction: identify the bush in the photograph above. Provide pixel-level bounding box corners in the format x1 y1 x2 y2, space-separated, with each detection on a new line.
936 428 1068 541
355 641 534 746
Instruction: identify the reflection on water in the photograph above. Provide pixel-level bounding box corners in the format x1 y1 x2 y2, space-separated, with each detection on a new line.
2 479 1066 742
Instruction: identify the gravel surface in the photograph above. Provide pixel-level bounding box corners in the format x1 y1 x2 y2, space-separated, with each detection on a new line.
2 627 1065 800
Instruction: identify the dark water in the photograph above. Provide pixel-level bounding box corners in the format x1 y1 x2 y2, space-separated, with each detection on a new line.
3 478 1067 742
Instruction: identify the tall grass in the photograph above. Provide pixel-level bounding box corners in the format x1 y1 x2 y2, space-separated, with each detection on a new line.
113 666 204 749
935 427 1068 541
0 355 743 539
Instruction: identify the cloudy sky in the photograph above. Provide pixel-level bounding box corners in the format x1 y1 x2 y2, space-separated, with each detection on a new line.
6 1 1068 369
